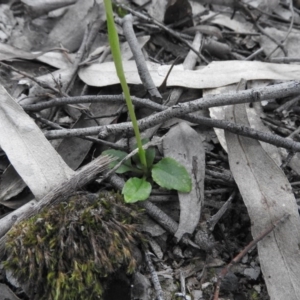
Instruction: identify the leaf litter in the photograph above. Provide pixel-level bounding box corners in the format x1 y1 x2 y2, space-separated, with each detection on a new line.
1 0 300 299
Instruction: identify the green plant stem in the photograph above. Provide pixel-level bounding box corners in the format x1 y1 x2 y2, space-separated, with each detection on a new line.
104 0 147 171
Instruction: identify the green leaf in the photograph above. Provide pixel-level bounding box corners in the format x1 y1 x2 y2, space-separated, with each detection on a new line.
122 177 152 203
132 138 155 168
145 147 155 168
112 3 128 17
102 149 133 174
152 157 192 192
135 138 149 147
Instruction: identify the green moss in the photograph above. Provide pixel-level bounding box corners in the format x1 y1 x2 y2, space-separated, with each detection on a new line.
4 192 145 300
249 289 259 300
206 267 216 280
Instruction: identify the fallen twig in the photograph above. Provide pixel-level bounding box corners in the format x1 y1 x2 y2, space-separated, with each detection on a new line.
0 62 69 97
213 213 290 300
42 81 300 153
144 248 164 300
121 14 162 101
207 190 236 231
117 4 209 64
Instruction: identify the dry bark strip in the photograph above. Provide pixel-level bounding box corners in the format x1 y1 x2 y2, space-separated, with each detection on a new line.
225 103 300 300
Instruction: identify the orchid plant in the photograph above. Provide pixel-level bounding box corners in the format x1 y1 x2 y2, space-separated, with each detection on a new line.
103 0 192 203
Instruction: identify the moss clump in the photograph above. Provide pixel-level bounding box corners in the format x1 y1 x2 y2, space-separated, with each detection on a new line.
250 289 259 300
3 192 145 300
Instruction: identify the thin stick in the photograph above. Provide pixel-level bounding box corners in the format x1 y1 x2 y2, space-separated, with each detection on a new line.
43 81 300 153
118 3 209 64
213 213 290 300
0 62 69 97
207 191 236 231
121 14 162 101
144 248 164 300
64 24 90 94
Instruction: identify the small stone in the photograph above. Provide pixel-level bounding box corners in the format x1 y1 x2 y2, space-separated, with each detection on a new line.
192 290 203 300
244 266 260 280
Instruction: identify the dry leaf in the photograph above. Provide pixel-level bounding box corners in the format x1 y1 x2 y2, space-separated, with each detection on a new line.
147 0 168 23
120 36 150 61
201 11 254 33
56 101 120 170
225 103 300 300
163 122 205 240
208 82 282 166
35 51 75 69
206 84 236 152
256 0 279 13
21 0 76 19
0 283 21 300
0 43 41 61
260 27 300 60
0 84 74 200
0 165 27 202
79 60 300 89
19 68 74 97
44 0 105 52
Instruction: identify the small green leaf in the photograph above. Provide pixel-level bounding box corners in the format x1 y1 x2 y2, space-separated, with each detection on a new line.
132 138 155 168
112 3 128 17
132 138 147 163
131 138 149 149
102 149 133 174
145 147 155 168
122 177 152 203
152 157 192 192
